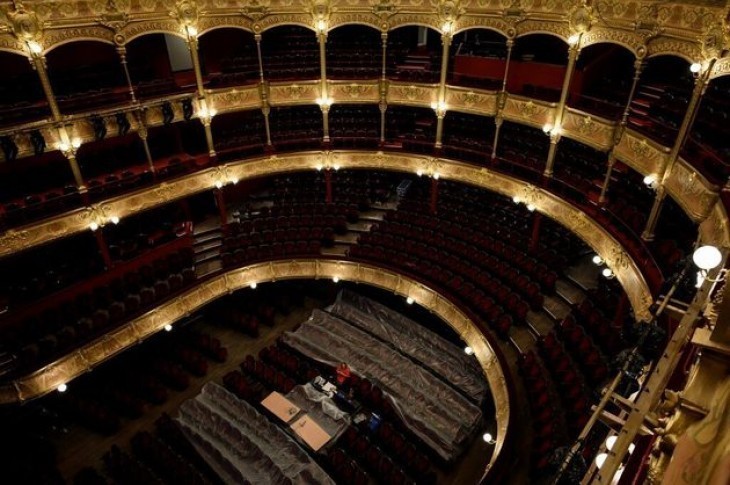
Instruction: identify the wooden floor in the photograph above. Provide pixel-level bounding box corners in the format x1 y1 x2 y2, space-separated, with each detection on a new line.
51 294 497 485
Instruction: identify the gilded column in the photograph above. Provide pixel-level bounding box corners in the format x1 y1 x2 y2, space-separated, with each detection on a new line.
380 31 388 144
135 112 155 173
641 62 712 241
434 28 452 149
117 46 137 103
599 59 644 205
491 38 514 160
317 27 331 143
543 37 581 177
186 27 205 98
28 46 61 120
255 35 273 147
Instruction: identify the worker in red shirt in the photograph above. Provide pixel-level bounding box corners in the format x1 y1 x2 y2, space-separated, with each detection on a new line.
335 362 351 388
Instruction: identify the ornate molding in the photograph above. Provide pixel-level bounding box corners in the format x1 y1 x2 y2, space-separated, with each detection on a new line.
502 94 556 129
562 108 614 151
328 80 380 103
268 80 319 106
445 85 498 117
386 81 438 108
207 85 261 114
613 128 670 178
0 259 511 480
664 157 718 222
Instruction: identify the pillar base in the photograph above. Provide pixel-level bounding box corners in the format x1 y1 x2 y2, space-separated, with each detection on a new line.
641 231 655 242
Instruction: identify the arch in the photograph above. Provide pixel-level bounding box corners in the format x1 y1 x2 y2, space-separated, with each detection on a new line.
453 25 508 39
328 22 382 35
645 49 696 65
124 29 187 46
258 21 317 34
43 36 115 55
198 24 255 38
514 30 568 44
0 259 512 478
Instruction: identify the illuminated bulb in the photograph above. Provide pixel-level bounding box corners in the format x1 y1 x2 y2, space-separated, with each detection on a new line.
693 245 722 270
526 204 536 212
406 296 414 305
164 324 173 332
89 222 99 231
416 169 424 177
482 432 494 443
230 178 238 185
595 452 608 469
628 443 635 454
512 195 520 204
464 346 474 355
696 271 707 288
602 268 614 278
333 164 340 171
442 22 453 35
250 282 257 289
433 172 440 180
690 62 701 73
71 138 82 149
27 40 43 54
543 123 553 134
58 142 70 153
332 276 340 283
316 164 324 171
317 20 327 32
606 435 617 450
215 180 223 189
568 34 580 46
592 255 604 265
57 383 68 393
110 216 120 225
643 174 657 188
186 25 198 38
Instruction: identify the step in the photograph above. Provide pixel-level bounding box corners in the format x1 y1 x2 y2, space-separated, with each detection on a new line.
508 325 538 354
194 247 221 265
194 239 222 254
194 231 222 245
526 310 555 336
320 244 349 257
334 232 360 244
542 295 572 322
555 279 586 307
196 259 222 278
564 265 599 292
347 221 374 232
359 209 387 222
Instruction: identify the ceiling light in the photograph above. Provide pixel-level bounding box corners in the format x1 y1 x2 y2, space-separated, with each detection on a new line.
332 276 340 283
602 268 614 278
89 222 99 231
57 383 68 392
526 204 536 212
568 34 580 46
464 346 474 355
693 245 722 270
592 255 604 265
482 432 495 444
164 324 173 332
690 62 701 73
543 123 553 134
512 195 520 204
27 40 43 54
250 282 257 289
595 452 608 469
406 296 414 304
110 216 120 225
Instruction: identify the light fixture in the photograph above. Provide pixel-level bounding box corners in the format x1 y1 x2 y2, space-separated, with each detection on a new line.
110 216 120 225
332 276 340 283
406 296 414 305
526 204 536 212
215 180 223 189
27 40 43 55
417 169 424 177
164 324 173 332
333 164 340 171
512 195 520 204
316 97 333 108
230 177 238 185
185 25 198 38
89 221 99 232
693 245 722 271
442 21 453 35
57 383 68 393
71 138 82 149
542 123 553 134
433 172 440 180
568 34 580 46
690 62 701 74
250 282 257 289
57 141 70 153
602 268 614 279
592 255 604 265
316 19 327 33
606 435 617 450
316 164 324 171
595 452 608 469
464 346 474 355
430 100 448 116
482 432 496 444
643 174 658 189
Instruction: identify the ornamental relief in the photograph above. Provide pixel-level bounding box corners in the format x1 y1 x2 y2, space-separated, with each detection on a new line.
269 82 318 105
43 25 116 50
444 87 498 116
561 110 613 151
699 201 730 248
614 129 668 177
329 82 380 102
710 56 730 81
502 96 554 128
197 16 253 35
207 86 260 113
664 158 717 222
386 82 436 107
647 36 702 63
328 12 381 30
580 27 644 56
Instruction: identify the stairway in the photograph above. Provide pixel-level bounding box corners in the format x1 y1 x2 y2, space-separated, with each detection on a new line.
193 223 223 277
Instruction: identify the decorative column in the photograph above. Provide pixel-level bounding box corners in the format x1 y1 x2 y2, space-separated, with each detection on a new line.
26 42 61 120
599 58 645 205
57 129 86 191
184 25 217 160
433 25 452 149
491 38 514 161
255 34 273 148
543 35 581 178
135 110 155 173
641 61 712 241
316 24 331 143
116 46 137 103
379 31 388 144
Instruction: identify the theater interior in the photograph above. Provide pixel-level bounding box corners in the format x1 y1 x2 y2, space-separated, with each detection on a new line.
0 1 729 484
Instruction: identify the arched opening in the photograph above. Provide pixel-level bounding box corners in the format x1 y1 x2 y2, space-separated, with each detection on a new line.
45 41 128 114
0 51 49 127
627 55 694 146
386 26 442 83
126 33 196 100
508 34 568 102
261 25 319 81
683 74 730 185
199 28 259 89
569 43 636 120
448 28 508 90
326 24 382 80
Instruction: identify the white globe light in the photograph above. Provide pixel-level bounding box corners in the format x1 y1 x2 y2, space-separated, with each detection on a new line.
464 346 474 355
406 296 414 305
250 282 257 289
483 432 493 443
690 62 701 73
628 443 635 454
602 268 613 278
693 245 722 270
595 452 608 469
592 255 603 265
643 174 657 187
332 276 340 283
164 324 172 332
57 383 68 393
606 435 617 450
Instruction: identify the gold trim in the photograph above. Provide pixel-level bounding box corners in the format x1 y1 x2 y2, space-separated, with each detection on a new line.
0 259 511 478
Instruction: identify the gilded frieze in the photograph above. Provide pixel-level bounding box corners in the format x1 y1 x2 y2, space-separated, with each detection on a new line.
444 85 498 117
561 109 614 151
699 199 730 248
328 81 380 103
268 81 319 106
613 128 669 178
207 85 261 113
664 158 718 222
386 81 437 108
502 94 556 129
